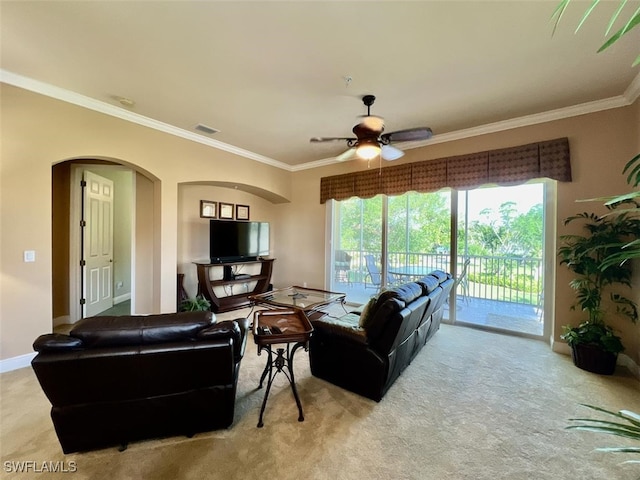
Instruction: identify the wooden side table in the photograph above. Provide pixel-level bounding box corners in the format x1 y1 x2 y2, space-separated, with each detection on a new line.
252 309 313 428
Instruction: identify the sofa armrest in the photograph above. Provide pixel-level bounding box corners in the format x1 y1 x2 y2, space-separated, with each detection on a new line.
312 314 368 345
197 319 248 361
33 334 84 352
349 304 366 315
231 316 250 358
232 316 250 343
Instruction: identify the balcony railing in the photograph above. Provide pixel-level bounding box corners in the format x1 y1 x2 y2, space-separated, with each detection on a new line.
337 250 542 307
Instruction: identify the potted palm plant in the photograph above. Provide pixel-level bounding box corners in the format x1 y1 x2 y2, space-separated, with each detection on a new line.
558 205 639 374
598 154 640 268
552 0 640 462
552 0 640 374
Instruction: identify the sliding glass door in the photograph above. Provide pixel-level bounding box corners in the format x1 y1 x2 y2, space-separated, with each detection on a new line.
450 183 545 336
328 181 547 338
329 190 452 304
329 196 383 304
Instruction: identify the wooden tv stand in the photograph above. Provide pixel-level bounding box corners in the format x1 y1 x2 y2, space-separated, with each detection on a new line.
194 258 274 313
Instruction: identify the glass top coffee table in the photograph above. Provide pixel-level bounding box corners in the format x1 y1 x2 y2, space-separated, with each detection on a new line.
249 285 346 319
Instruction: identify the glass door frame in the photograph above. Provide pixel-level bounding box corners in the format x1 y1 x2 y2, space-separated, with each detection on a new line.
326 180 555 342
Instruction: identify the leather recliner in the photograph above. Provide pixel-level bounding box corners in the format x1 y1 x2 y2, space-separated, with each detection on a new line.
31 311 248 453
309 271 454 402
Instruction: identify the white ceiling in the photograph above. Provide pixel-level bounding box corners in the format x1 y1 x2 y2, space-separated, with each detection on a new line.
2 1 639 170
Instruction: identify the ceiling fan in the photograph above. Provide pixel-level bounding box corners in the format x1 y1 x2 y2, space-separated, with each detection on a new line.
310 95 433 162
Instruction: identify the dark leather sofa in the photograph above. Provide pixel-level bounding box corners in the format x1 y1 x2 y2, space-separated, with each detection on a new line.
31 311 248 453
309 270 454 401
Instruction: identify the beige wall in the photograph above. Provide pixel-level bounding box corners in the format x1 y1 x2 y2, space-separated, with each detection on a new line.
134 172 156 315
0 84 292 361
278 170 328 289
51 163 71 322
1 81 638 371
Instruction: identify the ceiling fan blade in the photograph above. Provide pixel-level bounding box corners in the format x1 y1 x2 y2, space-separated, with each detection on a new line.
381 144 404 161
381 127 433 143
310 136 355 143
336 148 357 162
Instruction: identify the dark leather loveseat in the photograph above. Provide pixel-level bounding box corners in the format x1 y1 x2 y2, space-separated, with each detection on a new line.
309 271 454 401
31 311 248 453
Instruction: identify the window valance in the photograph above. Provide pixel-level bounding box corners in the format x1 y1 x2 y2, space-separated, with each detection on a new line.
320 137 571 203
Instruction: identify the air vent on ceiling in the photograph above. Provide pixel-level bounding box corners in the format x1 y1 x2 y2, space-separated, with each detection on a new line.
195 124 220 135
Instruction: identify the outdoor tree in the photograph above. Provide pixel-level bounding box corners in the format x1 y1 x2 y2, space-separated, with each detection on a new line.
338 192 450 257
469 202 543 258
387 192 450 255
338 196 383 252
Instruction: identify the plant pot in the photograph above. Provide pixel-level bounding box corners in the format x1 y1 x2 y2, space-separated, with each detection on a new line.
570 343 618 375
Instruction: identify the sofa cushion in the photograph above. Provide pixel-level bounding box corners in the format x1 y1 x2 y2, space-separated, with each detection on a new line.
358 296 377 328
358 282 422 336
429 270 450 282
417 275 440 294
365 297 404 343
388 282 423 303
70 311 215 347
366 282 419 318
313 314 368 344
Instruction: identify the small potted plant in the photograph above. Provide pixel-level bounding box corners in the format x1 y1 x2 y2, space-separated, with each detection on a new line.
558 207 639 375
179 295 211 312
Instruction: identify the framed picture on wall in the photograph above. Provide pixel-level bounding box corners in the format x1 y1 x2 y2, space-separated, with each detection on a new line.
200 200 217 218
219 202 234 220
236 204 250 221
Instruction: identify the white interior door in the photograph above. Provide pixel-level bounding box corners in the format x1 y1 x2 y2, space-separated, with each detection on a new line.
84 170 114 317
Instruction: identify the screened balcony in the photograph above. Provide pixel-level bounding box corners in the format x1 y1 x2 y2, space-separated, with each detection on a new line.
331 251 544 337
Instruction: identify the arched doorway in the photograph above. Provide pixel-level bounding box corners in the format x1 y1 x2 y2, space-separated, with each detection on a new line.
52 158 158 330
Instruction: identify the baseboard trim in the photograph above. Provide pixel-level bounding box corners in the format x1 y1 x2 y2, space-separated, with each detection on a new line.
618 353 640 379
551 339 572 355
0 352 36 373
114 293 131 304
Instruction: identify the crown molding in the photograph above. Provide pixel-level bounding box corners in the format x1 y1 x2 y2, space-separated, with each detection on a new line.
291 156 339 172
402 94 632 151
293 92 635 171
3 69 638 174
0 70 292 171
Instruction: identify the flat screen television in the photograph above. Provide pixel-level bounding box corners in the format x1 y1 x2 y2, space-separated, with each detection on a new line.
209 220 269 263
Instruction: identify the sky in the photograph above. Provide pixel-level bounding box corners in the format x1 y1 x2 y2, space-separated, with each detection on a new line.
463 183 544 222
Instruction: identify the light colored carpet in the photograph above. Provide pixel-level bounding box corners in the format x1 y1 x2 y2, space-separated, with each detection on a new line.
2 311 639 480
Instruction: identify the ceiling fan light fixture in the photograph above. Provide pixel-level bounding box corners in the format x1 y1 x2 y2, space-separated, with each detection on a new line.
311 94 432 163
356 139 381 160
